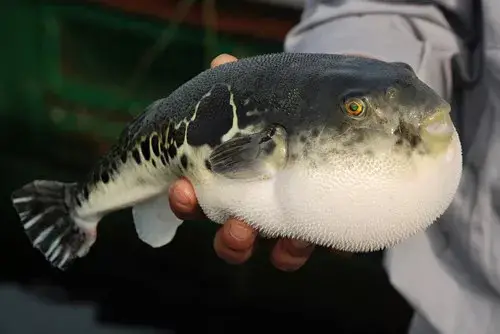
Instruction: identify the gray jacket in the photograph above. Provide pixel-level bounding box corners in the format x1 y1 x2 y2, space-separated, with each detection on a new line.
285 1 500 333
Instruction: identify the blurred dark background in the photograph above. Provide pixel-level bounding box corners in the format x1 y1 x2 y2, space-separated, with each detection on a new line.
0 1 413 333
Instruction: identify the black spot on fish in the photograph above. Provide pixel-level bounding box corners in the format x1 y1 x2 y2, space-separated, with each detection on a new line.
75 196 82 207
168 145 177 159
311 128 320 137
151 160 157 168
132 149 141 164
174 123 186 147
187 83 234 147
180 154 188 170
234 94 261 129
140 138 151 161
110 161 117 171
268 125 277 137
92 170 101 185
151 134 160 157
120 152 127 163
262 140 276 155
160 155 167 166
204 159 212 170
409 135 421 148
167 122 175 146
82 186 89 200
300 135 307 143
290 153 298 161
160 135 165 149
101 171 110 184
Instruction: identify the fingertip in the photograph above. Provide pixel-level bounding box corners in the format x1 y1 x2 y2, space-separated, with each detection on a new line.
270 239 314 272
168 178 203 220
220 218 257 251
213 226 253 264
286 239 315 258
211 54 238 68
169 178 195 209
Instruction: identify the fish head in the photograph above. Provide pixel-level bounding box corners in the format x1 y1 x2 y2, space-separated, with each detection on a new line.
280 57 463 251
323 59 454 156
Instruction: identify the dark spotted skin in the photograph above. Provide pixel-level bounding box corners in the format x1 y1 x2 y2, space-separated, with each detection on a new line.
74 53 445 204
130 53 440 145
186 83 235 147
151 134 160 157
180 154 188 170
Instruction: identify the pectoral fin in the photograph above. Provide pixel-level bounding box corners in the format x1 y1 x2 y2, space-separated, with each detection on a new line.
208 124 289 180
132 193 183 248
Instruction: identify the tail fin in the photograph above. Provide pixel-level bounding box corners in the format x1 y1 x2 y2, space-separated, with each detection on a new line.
11 180 96 270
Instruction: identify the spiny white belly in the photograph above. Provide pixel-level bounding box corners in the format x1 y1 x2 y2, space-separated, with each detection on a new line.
194 133 462 252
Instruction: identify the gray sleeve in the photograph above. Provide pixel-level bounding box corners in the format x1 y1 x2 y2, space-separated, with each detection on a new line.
284 0 465 100
285 1 500 334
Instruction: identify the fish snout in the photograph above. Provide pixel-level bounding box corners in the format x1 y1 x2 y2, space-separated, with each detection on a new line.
419 105 455 153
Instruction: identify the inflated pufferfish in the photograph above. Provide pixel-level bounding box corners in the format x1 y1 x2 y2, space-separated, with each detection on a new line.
11 53 463 270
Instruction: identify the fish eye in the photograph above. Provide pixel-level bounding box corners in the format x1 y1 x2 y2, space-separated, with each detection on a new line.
343 97 366 118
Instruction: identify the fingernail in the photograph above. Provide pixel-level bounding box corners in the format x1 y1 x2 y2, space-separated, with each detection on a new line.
172 185 191 208
229 222 252 240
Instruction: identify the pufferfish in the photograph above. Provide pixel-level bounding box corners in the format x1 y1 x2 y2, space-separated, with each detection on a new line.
11 53 463 270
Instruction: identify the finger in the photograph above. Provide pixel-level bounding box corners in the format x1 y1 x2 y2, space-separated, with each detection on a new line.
213 218 257 264
168 178 206 221
211 54 238 68
270 239 315 272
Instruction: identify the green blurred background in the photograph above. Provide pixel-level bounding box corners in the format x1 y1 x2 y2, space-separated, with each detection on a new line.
0 1 413 333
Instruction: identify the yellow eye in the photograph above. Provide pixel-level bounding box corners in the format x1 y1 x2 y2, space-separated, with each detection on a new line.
344 98 366 117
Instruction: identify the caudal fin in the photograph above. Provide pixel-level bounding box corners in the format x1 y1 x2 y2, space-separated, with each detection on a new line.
11 180 96 270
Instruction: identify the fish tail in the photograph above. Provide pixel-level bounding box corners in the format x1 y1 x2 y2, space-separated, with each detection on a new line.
11 180 98 270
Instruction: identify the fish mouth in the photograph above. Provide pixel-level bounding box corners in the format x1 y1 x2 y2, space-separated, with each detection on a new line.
419 106 455 153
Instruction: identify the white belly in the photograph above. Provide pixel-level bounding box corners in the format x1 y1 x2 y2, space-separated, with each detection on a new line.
194 133 462 252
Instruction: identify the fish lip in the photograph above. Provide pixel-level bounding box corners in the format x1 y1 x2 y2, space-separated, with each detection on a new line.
420 107 454 140
417 106 455 155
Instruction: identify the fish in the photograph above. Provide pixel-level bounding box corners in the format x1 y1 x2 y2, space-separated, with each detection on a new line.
11 53 463 270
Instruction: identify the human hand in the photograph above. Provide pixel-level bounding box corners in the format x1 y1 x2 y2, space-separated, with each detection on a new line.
168 54 316 272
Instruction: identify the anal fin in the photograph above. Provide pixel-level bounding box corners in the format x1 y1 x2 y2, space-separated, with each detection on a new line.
132 193 183 248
